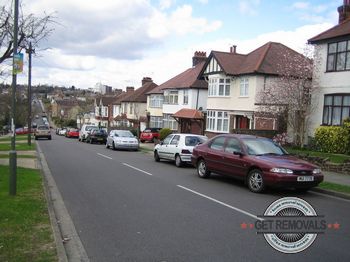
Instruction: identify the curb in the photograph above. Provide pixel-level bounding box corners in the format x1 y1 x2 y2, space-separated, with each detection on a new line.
310 187 350 200
36 142 90 261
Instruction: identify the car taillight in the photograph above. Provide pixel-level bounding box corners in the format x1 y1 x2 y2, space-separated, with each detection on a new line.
181 149 191 154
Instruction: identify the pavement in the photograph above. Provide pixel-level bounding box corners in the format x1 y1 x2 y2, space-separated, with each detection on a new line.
0 150 38 169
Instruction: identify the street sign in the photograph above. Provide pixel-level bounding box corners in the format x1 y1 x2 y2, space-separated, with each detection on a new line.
13 53 23 74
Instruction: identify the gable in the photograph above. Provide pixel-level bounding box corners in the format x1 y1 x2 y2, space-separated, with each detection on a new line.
204 57 222 74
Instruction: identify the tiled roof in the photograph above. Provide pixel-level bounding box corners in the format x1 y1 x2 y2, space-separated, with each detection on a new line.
96 96 117 106
112 92 133 105
121 81 158 103
205 42 309 77
158 61 207 90
55 99 78 107
308 18 350 43
146 85 163 95
172 108 204 119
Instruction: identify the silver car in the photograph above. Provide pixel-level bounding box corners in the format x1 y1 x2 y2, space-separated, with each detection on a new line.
154 133 208 167
106 130 139 151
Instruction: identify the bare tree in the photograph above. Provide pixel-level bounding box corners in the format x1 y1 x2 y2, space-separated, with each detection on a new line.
256 45 320 147
0 1 55 65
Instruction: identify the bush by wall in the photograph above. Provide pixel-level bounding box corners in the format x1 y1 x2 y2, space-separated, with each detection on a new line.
159 128 172 140
314 125 350 154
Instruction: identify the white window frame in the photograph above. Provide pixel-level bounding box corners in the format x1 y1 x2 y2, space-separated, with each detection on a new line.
206 110 229 133
240 78 249 97
183 90 189 105
208 77 231 97
150 116 163 128
150 95 164 108
163 114 178 130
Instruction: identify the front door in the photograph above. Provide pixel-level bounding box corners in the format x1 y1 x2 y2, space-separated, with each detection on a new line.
236 116 250 129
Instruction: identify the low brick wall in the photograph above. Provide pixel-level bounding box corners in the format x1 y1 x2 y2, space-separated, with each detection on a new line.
295 155 350 175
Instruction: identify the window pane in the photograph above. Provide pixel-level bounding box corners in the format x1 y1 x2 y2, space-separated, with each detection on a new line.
346 52 350 70
225 138 241 153
219 85 224 95
217 119 222 131
225 79 230 84
225 85 230 96
336 53 346 70
327 54 335 71
323 107 330 125
348 40 350 51
219 79 224 83
210 137 225 150
334 96 342 106
338 41 347 52
332 107 341 125
329 43 337 53
218 112 222 117
223 119 229 131
324 96 332 105
343 96 350 106
342 107 350 122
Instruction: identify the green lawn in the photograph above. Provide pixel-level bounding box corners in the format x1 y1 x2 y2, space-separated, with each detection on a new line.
0 135 32 142
0 154 36 159
0 143 36 151
0 165 57 261
285 147 350 164
318 181 350 195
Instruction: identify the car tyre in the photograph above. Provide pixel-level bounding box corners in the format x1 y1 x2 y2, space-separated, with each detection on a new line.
48 136 52 140
89 138 93 144
140 140 145 143
197 159 210 178
175 154 183 167
247 169 265 193
154 151 160 162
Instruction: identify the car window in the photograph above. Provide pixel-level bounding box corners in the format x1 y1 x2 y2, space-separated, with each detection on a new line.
242 138 286 156
143 129 151 133
209 137 225 151
170 135 180 145
163 135 174 145
115 130 134 137
185 136 205 146
225 138 241 153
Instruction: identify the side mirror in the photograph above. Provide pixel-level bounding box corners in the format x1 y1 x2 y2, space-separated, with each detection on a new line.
160 141 164 145
233 151 244 157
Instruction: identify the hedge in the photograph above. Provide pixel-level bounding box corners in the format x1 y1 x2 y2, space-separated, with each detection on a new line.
159 128 172 140
314 126 350 154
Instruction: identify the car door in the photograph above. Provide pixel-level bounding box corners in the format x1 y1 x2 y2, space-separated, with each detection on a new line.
222 137 248 178
157 134 174 159
107 130 115 146
205 136 226 174
165 135 180 160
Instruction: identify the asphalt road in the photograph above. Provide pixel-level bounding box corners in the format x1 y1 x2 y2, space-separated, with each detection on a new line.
36 132 350 262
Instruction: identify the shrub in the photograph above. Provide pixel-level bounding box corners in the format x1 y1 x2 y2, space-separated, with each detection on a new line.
314 126 350 154
159 128 172 140
272 132 289 146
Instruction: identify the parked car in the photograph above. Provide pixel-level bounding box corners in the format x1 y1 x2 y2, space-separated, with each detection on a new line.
15 127 29 135
79 124 97 142
56 128 61 135
86 129 108 144
66 128 79 138
154 133 208 167
34 125 51 140
140 128 161 143
106 130 139 151
191 134 324 193
58 128 67 136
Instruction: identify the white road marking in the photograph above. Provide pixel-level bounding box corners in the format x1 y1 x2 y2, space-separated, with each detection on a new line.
177 185 263 221
122 163 153 176
97 153 113 160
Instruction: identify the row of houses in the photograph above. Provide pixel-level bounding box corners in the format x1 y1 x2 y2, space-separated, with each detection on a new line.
84 2 350 142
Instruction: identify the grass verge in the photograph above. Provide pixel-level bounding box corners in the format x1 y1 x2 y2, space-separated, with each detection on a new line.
0 135 32 142
0 165 57 262
318 181 350 195
0 154 36 159
285 147 350 164
0 143 36 151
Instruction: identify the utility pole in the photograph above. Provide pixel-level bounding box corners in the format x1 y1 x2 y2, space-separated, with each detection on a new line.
10 0 19 195
27 42 34 146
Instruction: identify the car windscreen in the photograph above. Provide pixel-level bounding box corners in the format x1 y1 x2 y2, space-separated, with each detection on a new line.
115 130 134 137
185 136 207 146
86 126 96 131
242 138 287 156
38 126 49 130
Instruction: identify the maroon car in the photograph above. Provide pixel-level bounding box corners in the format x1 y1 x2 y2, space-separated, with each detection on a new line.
191 134 323 193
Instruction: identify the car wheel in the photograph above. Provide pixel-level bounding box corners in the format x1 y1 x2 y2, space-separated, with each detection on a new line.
197 159 210 178
247 169 265 193
154 151 160 162
140 140 145 143
48 136 52 140
89 138 93 144
175 154 183 167
112 142 116 150
78 137 81 141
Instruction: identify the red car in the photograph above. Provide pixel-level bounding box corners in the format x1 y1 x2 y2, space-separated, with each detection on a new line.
66 128 79 138
140 128 161 143
191 134 323 193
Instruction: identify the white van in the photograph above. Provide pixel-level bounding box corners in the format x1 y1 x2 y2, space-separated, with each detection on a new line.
79 124 97 142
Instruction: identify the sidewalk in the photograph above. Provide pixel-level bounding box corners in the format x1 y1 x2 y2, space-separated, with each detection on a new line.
0 150 37 169
322 171 350 186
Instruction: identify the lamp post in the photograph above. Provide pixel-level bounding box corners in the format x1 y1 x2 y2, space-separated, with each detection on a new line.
9 0 19 195
26 42 34 146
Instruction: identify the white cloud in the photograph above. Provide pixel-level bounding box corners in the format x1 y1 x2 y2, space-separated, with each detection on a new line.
159 0 175 10
292 2 310 10
239 0 261 15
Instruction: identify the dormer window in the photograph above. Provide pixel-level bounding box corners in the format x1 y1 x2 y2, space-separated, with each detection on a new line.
327 40 350 72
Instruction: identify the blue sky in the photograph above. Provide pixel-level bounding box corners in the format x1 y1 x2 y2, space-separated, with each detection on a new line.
2 0 341 89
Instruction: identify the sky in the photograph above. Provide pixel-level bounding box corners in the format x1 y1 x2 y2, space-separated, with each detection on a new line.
0 0 342 90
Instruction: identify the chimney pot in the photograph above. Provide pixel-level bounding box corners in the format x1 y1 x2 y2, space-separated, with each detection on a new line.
142 77 153 86
192 51 207 67
230 45 237 54
338 0 350 23
126 86 134 93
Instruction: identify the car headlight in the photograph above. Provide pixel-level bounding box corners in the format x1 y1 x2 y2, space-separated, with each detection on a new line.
270 168 293 174
312 168 321 174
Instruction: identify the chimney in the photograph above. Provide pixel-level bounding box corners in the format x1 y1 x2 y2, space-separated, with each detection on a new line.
230 45 237 54
142 77 153 86
126 86 134 93
192 51 207 67
338 0 350 23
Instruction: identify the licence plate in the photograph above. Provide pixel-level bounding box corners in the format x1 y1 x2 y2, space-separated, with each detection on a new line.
297 176 314 182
